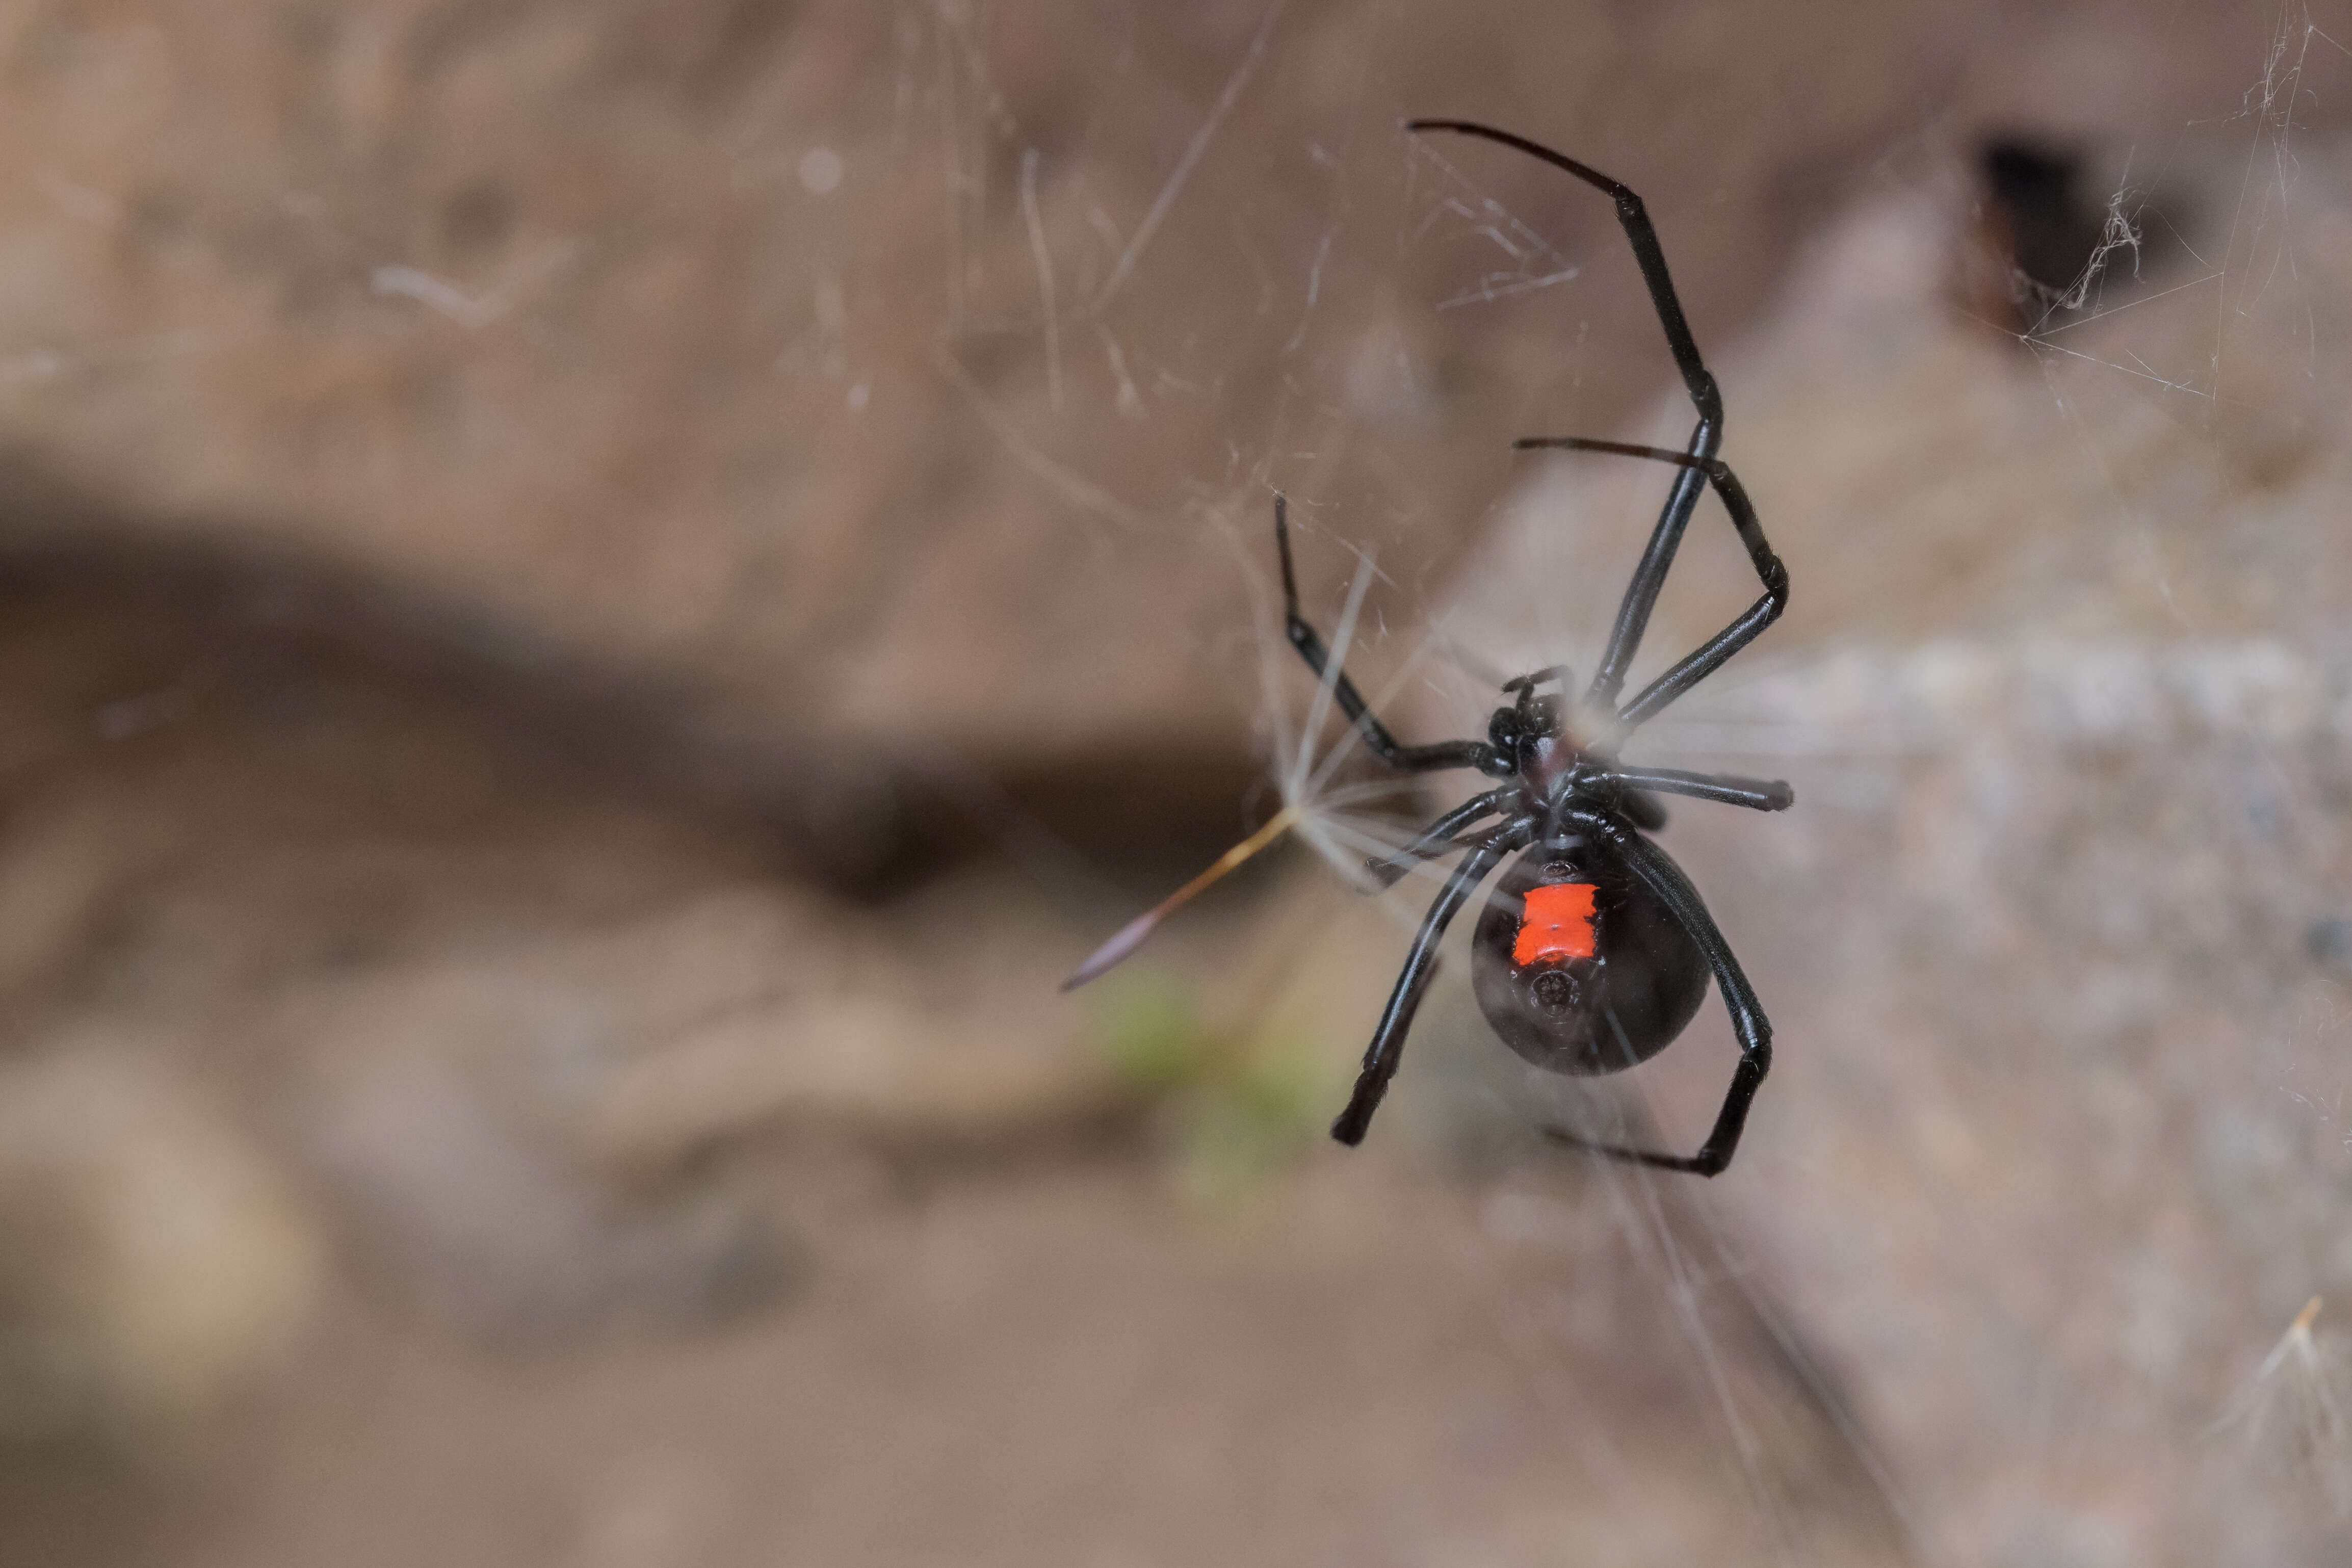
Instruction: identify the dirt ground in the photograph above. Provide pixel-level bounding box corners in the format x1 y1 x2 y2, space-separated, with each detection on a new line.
0 548 1911 1566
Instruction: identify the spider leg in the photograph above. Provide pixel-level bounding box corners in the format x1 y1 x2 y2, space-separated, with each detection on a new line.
1513 439 1787 731
1541 807 1771 1177
1366 787 1514 889
1405 122 1718 428
1406 119 1723 708
1602 766 1792 813
1589 423 1715 708
1331 817 1534 1145
1273 495 1495 775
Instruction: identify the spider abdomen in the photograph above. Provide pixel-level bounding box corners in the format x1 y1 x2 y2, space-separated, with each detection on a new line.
1470 841 1708 1076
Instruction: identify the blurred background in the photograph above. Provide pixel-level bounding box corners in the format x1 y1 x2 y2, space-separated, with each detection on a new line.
0 2 2347 1564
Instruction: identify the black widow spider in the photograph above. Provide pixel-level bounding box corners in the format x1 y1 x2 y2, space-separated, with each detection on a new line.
1064 121 1792 1177
1296 121 1791 1175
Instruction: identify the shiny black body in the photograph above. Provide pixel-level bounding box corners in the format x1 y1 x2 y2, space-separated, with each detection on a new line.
1285 121 1794 1176
1471 842 1708 1077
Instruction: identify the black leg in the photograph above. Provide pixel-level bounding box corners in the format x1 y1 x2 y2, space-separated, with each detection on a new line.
1273 495 1497 775
1543 808 1771 1177
1513 439 1787 731
1405 122 1720 429
1603 766 1792 813
1332 819 1532 1145
1589 420 1715 707
1406 120 1723 707
1366 787 1513 889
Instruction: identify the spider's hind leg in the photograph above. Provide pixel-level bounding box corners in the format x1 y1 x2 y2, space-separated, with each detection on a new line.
1540 810 1772 1177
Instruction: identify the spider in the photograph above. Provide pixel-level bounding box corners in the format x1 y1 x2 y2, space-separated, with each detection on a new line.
1067 121 1791 1176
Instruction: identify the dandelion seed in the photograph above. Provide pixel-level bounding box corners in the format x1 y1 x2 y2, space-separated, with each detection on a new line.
1061 501 1452 990
1061 804 1302 991
2208 1296 2352 1514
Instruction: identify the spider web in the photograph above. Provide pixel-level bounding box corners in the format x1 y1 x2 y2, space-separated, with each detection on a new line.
7 3 2319 1561
3 5 2345 1564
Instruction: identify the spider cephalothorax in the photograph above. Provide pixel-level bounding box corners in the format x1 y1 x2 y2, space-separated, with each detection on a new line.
1070 121 1794 1177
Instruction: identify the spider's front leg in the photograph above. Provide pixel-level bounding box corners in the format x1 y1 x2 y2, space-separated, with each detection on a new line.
1512 440 1787 731
1406 121 1728 713
1332 817 1535 1144
1272 495 1498 776
1542 807 1771 1177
